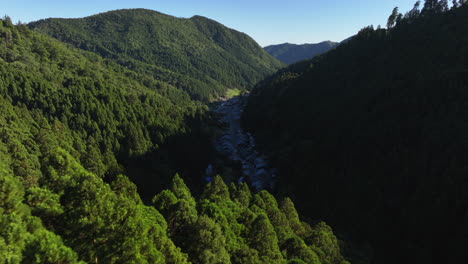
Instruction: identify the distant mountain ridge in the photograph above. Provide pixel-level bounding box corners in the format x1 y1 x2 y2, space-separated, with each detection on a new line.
29 8 283 101
264 41 338 64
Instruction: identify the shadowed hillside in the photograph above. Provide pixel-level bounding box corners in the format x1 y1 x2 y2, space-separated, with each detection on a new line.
244 3 468 264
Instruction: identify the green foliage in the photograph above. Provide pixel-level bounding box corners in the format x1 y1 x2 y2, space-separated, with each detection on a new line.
306 222 347 264
0 11 346 264
281 198 307 237
152 189 178 215
281 236 321 264
0 18 197 155
110 174 141 202
26 187 64 219
0 20 193 263
225 88 242 99
202 175 231 203
0 94 190 262
231 182 252 208
29 9 283 101
0 16 215 202
22 227 83 264
171 174 197 208
244 3 468 264
0 167 81 263
42 148 171 263
189 215 231 264
248 214 283 264
156 175 348 264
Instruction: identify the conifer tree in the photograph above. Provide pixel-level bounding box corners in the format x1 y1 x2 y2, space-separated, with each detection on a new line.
152 189 178 215
395 13 403 25
2 15 12 26
406 1 422 19
232 182 252 207
231 245 260 264
422 0 439 15
281 236 321 264
82 136 105 177
171 174 196 208
387 7 399 29
306 222 346 264
202 175 231 203
280 198 307 237
189 215 231 264
248 214 284 264
437 0 449 12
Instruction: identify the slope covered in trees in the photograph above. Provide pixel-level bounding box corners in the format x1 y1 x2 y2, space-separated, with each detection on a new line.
244 2 468 263
0 15 348 263
153 175 348 264
29 9 283 101
264 41 338 64
0 16 214 196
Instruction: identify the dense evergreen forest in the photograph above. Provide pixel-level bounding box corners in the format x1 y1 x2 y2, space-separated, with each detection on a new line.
0 10 348 264
22 8 284 199
29 9 283 101
264 41 338 64
244 1 468 263
0 14 213 198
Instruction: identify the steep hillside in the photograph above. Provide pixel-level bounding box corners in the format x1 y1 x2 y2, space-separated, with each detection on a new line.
0 14 204 174
29 9 283 101
0 17 347 264
1 11 219 201
264 41 338 64
244 3 468 264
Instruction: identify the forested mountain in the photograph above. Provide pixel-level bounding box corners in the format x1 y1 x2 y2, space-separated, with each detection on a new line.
23 7 284 197
0 16 348 263
244 2 468 264
264 41 338 64
28 8 283 101
0 13 214 198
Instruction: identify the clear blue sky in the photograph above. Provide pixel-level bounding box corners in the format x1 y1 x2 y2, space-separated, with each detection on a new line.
3 0 417 46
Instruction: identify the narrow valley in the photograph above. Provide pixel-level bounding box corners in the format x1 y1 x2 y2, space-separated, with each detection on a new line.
210 95 278 190
2 1 468 263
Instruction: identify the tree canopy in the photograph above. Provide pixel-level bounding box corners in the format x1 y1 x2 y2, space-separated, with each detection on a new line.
0 16 346 263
